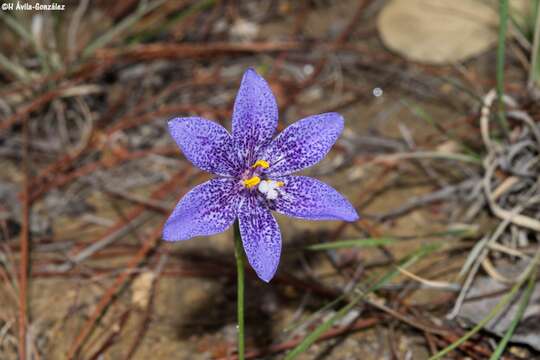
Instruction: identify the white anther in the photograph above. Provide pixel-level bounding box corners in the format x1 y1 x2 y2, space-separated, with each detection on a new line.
266 189 278 200
258 180 281 200
258 180 270 194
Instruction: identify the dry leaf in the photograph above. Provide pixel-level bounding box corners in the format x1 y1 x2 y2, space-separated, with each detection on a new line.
377 0 527 64
131 272 155 309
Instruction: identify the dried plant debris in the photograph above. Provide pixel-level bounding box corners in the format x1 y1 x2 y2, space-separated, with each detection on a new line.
0 181 50 236
1 0 540 358
458 260 540 351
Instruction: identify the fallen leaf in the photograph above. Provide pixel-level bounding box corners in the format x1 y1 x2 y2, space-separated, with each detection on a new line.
377 0 527 64
131 271 155 309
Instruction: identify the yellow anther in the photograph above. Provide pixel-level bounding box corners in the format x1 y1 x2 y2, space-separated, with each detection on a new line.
276 181 285 187
242 176 261 188
252 160 270 169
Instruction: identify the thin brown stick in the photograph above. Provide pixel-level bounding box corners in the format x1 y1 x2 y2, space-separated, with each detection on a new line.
86 310 131 360
216 316 381 360
0 84 71 133
95 41 302 62
123 254 167 360
66 224 163 359
65 170 189 359
335 0 370 45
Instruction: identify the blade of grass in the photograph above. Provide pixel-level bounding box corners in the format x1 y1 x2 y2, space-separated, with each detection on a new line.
429 249 540 360
489 262 538 360
0 52 31 81
528 1 540 88
81 0 167 59
386 151 482 165
305 228 475 254
439 76 484 103
529 0 540 36
126 0 216 44
306 237 396 251
283 292 348 333
0 11 52 73
401 100 479 158
289 236 456 334
423 226 479 239
284 243 440 359
496 0 510 132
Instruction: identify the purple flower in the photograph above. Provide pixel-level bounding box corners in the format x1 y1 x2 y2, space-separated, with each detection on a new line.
163 68 358 282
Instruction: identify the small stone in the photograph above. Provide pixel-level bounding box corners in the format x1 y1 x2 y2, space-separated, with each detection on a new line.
230 19 259 41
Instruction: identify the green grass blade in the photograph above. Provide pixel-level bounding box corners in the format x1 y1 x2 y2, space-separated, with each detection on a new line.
81 0 168 59
429 280 521 359
284 244 439 360
0 52 31 81
0 12 34 43
425 226 479 239
0 12 52 73
528 2 540 88
496 0 510 132
439 77 484 103
389 151 482 165
489 265 538 360
429 250 540 360
401 100 479 158
283 292 347 333
306 237 396 251
126 0 216 44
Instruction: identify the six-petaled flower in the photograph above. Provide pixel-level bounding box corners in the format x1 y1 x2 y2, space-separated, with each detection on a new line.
163 68 359 282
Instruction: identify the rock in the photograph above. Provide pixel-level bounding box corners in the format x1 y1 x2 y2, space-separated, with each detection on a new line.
230 19 259 41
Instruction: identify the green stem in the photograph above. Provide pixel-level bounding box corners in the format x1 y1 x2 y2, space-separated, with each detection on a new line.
528 1 540 88
497 0 510 133
233 222 245 360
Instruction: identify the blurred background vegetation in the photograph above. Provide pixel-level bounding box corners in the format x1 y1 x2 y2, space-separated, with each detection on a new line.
1 0 540 359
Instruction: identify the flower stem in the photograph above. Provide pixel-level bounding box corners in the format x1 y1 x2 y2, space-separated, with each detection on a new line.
233 222 245 360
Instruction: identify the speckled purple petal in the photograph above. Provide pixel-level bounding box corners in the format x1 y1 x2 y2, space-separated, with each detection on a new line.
168 117 240 176
163 178 239 241
232 68 278 166
270 176 359 221
263 113 344 176
238 194 281 282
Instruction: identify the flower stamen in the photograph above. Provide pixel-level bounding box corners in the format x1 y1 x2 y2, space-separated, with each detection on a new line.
252 160 270 169
242 176 261 188
258 180 285 200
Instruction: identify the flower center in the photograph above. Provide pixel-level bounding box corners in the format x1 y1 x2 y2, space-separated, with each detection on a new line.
241 159 269 188
241 160 285 199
